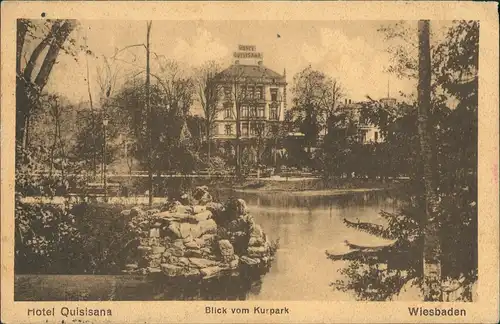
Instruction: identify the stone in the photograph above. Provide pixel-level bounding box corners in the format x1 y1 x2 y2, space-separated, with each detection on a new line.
167 223 182 239
125 263 138 270
166 242 185 257
169 200 182 210
200 266 223 279
170 249 184 257
149 228 160 238
192 205 207 214
173 205 193 215
228 255 239 269
198 194 213 205
170 212 193 221
206 202 223 213
184 249 203 258
161 263 184 277
179 222 196 238
240 256 260 266
182 235 194 243
147 267 162 273
188 257 220 269
248 236 265 247
192 186 213 205
193 210 213 222
197 219 217 237
247 246 268 258
149 253 162 260
200 247 212 255
149 258 161 268
177 257 190 266
137 245 152 252
154 211 172 218
218 239 235 261
173 240 186 249
185 241 200 249
152 222 162 228
182 268 201 278
148 237 159 246
152 246 166 254
200 233 215 242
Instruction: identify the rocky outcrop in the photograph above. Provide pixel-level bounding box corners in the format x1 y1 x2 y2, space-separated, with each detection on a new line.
121 187 277 281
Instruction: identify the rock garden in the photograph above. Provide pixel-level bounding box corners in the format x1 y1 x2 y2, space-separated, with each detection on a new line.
120 186 277 282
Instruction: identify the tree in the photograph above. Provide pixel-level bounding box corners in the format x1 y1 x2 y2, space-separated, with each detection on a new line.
73 106 120 174
317 106 365 179
418 20 442 301
194 61 224 164
328 20 478 302
290 66 341 162
325 79 345 132
46 95 67 178
16 19 78 161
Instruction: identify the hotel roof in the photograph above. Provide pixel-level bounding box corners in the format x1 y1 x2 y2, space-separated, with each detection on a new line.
215 64 286 84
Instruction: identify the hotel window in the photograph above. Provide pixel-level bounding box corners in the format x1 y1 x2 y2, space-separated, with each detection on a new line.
270 106 278 120
358 129 367 143
247 86 254 99
256 86 263 99
242 123 249 136
374 131 379 142
247 106 257 117
225 124 232 135
253 123 264 136
224 86 232 99
224 103 232 119
258 105 265 118
270 88 278 102
242 106 249 118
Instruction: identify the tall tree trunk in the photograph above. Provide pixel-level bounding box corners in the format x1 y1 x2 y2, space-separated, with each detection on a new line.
146 21 153 206
235 89 241 178
418 20 442 302
85 41 98 178
206 119 211 165
16 20 76 162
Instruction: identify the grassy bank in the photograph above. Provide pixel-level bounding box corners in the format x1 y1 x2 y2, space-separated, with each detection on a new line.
234 178 400 193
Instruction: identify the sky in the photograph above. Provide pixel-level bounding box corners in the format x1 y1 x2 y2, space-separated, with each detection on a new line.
38 20 451 115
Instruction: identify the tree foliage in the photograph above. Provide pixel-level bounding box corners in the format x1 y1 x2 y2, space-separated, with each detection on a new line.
330 20 479 301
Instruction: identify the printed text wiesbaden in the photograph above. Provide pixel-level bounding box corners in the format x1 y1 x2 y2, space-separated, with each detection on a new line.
408 307 466 317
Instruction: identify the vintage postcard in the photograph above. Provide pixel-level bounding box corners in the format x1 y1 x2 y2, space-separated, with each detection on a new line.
1 1 498 323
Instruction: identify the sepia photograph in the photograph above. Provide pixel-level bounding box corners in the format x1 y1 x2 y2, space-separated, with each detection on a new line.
1 1 498 323
13 17 479 302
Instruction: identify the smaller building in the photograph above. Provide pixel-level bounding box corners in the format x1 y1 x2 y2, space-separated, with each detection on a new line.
337 97 397 144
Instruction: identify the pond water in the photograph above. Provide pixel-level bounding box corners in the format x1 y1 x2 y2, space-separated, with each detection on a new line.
15 189 398 301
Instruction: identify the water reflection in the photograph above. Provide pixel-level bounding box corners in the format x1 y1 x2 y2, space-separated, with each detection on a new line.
15 190 397 301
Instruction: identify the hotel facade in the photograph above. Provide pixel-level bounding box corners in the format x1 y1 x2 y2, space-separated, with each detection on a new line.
211 45 287 163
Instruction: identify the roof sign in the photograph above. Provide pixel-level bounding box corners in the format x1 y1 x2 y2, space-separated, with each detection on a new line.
233 51 263 59
234 44 263 59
